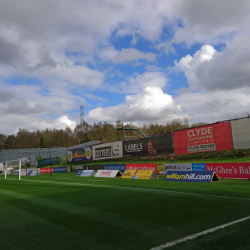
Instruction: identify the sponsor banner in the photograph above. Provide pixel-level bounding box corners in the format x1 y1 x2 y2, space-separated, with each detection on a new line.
80 170 96 177
164 163 191 174
93 141 123 160
192 163 206 171
123 134 174 157
122 170 137 178
231 118 250 149
67 146 92 163
70 165 103 172
103 164 126 173
86 165 104 171
122 170 157 179
40 168 53 173
206 163 250 179
164 171 219 182
126 163 158 174
20 171 27 176
135 170 157 179
53 167 68 173
173 122 233 155
30 171 38 176
71 165 86 172
75 170 83 176
95 170 122 178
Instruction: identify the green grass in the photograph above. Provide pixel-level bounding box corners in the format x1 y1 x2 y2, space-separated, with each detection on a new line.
0 173 250 250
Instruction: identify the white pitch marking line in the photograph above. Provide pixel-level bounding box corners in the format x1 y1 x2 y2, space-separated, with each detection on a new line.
150 215 250 250
2 178 250 202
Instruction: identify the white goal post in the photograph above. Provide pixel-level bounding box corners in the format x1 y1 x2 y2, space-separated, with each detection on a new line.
4 159 22 180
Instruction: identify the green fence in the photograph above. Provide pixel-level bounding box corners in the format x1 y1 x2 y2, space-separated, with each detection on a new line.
37 157 61 168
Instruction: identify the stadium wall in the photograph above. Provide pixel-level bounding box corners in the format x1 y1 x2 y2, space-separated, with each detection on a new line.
66 117 250 163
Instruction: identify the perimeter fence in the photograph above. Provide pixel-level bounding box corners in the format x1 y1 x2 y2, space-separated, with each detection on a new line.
0 147 67 165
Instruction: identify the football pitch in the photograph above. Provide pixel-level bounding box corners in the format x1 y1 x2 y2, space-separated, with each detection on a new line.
0 173 250 250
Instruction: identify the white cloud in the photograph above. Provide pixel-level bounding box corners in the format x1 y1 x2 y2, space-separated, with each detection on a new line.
56 116 76 130
0 114 76 135
174 39 250 91
98 47 156 65
85 94 107 102
171 0 250 45
109 72 168 94
113 48 156 64
98 46 119 61
88 86 179 123
175 87 250 123
175 45 216 71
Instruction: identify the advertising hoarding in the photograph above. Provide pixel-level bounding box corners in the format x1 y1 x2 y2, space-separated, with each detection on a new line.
75 170 83 176
205 163 250 179
95 170 122 178
93 141 123 160
53 167 68 173
30 171 38 176
231 118 250 149
40 168 53 173
126 163 158 174
122 170 137 178
173 122 233 155
67 146 92 163
71 165 103 172
123 134 173 157
80 170 96 177
103 164 126 173
192 163 206 171
135 170 158 179
164 171 219 182
164 163 191 174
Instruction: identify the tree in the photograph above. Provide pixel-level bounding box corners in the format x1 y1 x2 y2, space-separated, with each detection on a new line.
0 133 6 151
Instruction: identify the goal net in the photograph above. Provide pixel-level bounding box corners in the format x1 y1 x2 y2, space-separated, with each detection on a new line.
4 159 22 179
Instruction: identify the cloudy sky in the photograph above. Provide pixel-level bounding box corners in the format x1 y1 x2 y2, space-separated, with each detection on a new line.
1 0 250 135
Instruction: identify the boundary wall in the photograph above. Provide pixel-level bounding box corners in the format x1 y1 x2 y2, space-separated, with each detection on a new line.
64 117 250 163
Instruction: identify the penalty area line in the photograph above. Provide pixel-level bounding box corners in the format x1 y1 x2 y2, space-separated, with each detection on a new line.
150 215 250 250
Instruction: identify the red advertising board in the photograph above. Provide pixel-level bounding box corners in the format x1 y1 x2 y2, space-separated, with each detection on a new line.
206 163 250 179
126 163 157 174
173 122 233 155
40 168 53 174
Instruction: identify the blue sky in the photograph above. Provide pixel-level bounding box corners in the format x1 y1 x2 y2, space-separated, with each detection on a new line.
0 0 250 134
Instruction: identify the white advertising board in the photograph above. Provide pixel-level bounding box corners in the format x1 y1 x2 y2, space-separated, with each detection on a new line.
231 118 250 149
164 163 192 174
93 141 123 160
80 170 96 177
95 170 122 178
30 171 38 176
